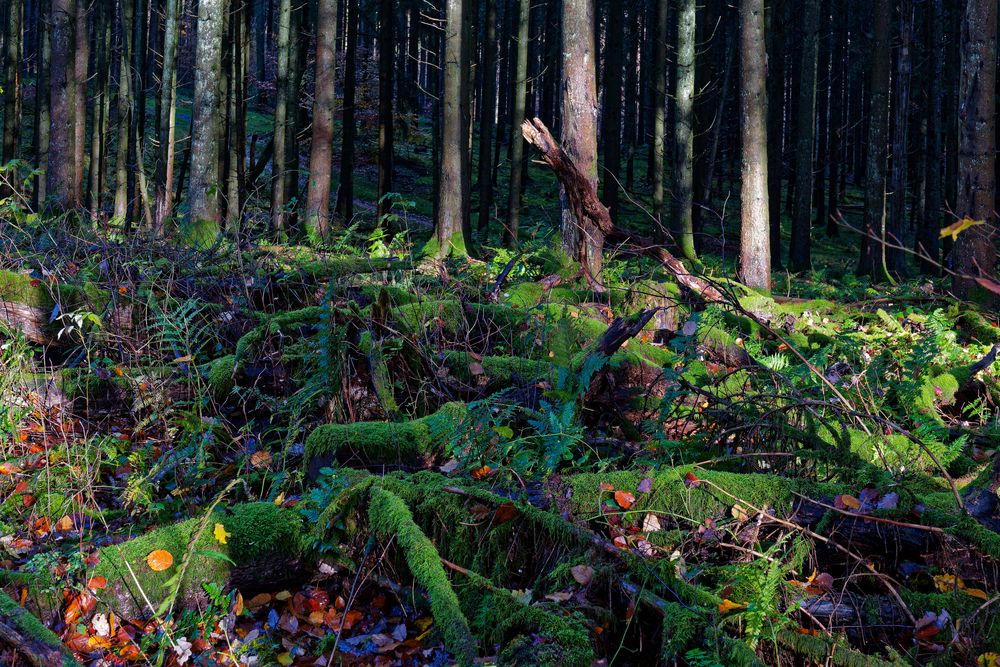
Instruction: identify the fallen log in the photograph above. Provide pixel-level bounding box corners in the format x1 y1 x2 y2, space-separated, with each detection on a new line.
520 118 725 303
0 589 82 667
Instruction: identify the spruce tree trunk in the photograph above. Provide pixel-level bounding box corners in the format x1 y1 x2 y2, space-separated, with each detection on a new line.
826 0 844 238
887 0 913 277
88 0 111 220
154 0 180 233
673 0 696 260
72 0 88 207
558 0 602 281
738 0 770 290
765 2 784 267
918 0 944 274
789 0 819 272
335 0 357 223
650 0 668 228
188 0 229 243
857 0 892 279
432 0 469 258
599 0 622 223
46 0 77 212
377 0 394 229
503 0 528 244
33 0 51 209
305 0 338 241
475 0 497 237
114 0 133 221
952 0 997 299
1 0 21 171
270 0 291 232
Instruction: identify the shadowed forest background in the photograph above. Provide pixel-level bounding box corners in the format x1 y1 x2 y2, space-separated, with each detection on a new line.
1 0 1000 664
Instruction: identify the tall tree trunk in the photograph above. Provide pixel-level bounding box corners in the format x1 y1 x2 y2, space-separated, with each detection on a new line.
918 0 944 274
887 0 913 277
765 1 784 268
599 0 622 223
738 0 770 290
559 0 602 282
475 0 497 237
270 0 291 232
46 0 77 212
789 0 819 272
1 0 21 173
33 0 51 209
432 0 469 258
188 0 228 244
154 0 180 233
503 0 528 244
305 0 337 241
335 0 357 224
673 0 696 260
826 0 844 238
114 0 133 222
952 0 997 299
88 0 111 220
377 0 394 229
857 0 892 279
650 0 668 228
72 0 87 207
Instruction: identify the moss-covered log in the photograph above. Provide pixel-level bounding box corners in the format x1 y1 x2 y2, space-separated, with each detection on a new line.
0 589 82 667
0 270 109 345
93 503 303 619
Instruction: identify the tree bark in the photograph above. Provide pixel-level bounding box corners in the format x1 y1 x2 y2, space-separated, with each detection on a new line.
789 0 820 272
305 0 338 241
599 0 623 223
377 0 394 230
918 0 945 274
270 0 292 233
1 0 21 174
154 0 180 234
335 0 357 224
672 0 696 260
887 0 913 277
559 0 603 282
650 0 668 228
503 0 529 244
46 0 77 212
738 0 770 290
72 0 88 208
952 0 997 299
32 0 51 209
188 0 229 243
475 0 498 237
765 2 784 268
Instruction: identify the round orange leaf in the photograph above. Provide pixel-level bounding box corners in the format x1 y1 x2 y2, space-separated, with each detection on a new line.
146 549 174 571
87 576 107 590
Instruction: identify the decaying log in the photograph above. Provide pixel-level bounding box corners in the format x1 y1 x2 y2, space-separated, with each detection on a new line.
0 590 82 667
0 301 53 345
520 118 725 303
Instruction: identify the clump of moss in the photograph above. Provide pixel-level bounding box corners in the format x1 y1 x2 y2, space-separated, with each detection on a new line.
0 589 82 667
304 402 467 474
206 354 236 397
368 487 476 666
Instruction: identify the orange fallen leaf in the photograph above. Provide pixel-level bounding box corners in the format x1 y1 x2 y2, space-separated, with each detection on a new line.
22 494 35 508
146 549 174 572
718 598 746 614
614 491 636 510
965 587 989 601
599 482 615 492
471 465 492 480
249 451 272 469
834 494 861 510
0 462 22 475
683 472 701 488
87 576 107 590
55 515 74 531
492 502 519 525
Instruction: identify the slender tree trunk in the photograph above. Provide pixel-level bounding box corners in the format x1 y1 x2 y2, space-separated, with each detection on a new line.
72 0 87 207
887 0 913 277
952 0 997 299
188 0 229 244
857 0 892 279
812 5 829 233
432 0 469 258
673 0 696 260
503 0 528 244
789 0 819 272
46 0 77 212
114 0 133 221
305 0 338 241
377 0 394 229
765 1 784 267
475 0 497 237
154 0 180 233
270 0 291 232
599 0 623 223
1 0 21 172
918 0 944 274
558 0 602 281
335 0 357 223
623 5 639 193
650 0 668 227
738 0 770 290
33 0 51 209
88 0 111 220
826 0 844 238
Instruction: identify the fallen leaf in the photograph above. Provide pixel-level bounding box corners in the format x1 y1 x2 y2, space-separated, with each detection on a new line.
471 465 492 480
0 462 22 475
940 217 984 241
642 513 662 533
87 576 107 590
146 549 174 572
214 523 231 545
468 362 485 376
683 472 700 488
933 573 964 593
55 515 74 532
614 490 636 510
834 494 861 510
276 653 293 666
22 494 35 507
979 653 1000 667
249 450 272 469
599 482 615 492
492 502 519 525
965 587 989 601
544 590 574 602
731 504 748 522
718 599 746 614
571 565 594 586
637 477 653 493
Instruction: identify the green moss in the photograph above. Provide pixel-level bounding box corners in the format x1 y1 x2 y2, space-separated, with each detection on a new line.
0 589 81 666
304 402 467 472
234 306 325 367
440 351 554 387
957 310 1000 344
206 355 236 397
660 603 703 660
368 487 476 665
94 503 301 616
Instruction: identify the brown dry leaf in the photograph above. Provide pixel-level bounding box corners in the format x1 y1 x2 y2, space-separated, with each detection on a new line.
468 362 486 376
834 494 862 510
731 504 748 522
249 450 273 469
642 513 662 533
599 482 615 492
571 564 594 586
683 472 701 488
965 587 989 601
55 515 74 532
146 549 174 572
492 502 519 525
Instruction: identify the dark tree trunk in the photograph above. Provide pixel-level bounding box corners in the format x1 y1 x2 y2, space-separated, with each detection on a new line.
789 0 820 272
336 0 358 224
918 0 945 274
887 0 914 277
476 0 497 236
599 0 623 223
377 0 394 229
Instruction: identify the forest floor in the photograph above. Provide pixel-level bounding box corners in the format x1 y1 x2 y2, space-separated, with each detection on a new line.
1 120 1000 667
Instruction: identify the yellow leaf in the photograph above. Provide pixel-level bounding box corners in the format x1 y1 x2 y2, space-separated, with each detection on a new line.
172 355 193 364
214 523 231 545
979 653 1000 667
274 492 286 506
933 573 965 592
276 652 293 666
718 599 746 614
939 217 985 241
146 549 174 572
965 587 989 600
